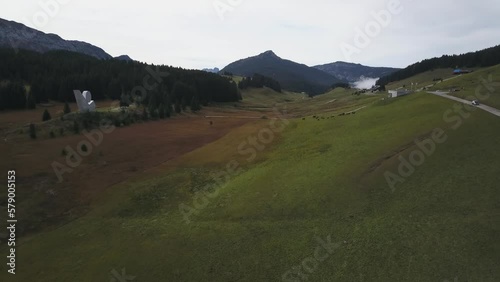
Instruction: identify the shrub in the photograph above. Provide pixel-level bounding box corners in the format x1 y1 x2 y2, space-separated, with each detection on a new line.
174 102 181 114
83 119 90 130
42 109 52 121
158 106 165 119
63 102 71 114
190 96 201 112
133 111 140 121
150 109 159 120
80 111 98 130
49 131 55 138
73 120 80 134
29 123 36 139
26 92 36 109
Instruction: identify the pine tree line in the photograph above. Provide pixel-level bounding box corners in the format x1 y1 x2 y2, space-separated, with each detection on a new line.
0 48 241 111
238 73 282 93
377 45 500 86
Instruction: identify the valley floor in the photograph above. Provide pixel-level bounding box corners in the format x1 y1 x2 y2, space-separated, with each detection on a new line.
1 87 499 281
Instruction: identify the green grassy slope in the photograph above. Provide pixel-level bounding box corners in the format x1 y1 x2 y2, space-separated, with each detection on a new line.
387 68 456 90
238 87 304 109
429 64 500 109
2 93 500 281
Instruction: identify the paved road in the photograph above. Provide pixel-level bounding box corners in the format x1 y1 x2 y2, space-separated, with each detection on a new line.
428 91 500 117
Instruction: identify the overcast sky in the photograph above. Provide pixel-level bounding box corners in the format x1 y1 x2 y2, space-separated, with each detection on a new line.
1 0 499 70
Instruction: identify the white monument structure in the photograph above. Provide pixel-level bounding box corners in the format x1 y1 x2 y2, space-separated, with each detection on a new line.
74 90 96 112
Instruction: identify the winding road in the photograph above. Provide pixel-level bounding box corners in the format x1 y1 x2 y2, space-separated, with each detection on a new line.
427 91 500 117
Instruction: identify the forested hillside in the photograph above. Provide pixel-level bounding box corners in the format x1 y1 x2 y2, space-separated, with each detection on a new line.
377 45 500 86
237 73 282 93
221 50 339 95
0 48 240 111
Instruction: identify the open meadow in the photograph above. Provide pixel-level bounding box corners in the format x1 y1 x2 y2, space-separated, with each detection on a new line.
1 81 499 281
429 64 500 109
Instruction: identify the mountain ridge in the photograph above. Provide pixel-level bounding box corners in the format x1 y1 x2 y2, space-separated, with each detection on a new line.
221 50 341 95
0 18 112 60
202 67 220 73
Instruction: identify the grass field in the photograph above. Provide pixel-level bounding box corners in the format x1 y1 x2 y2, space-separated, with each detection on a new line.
0 100 119 138
429 64 500 109
2 86 499 281
239 88 304 109
0 101 78 132
0 98 279 237
386 68 457 90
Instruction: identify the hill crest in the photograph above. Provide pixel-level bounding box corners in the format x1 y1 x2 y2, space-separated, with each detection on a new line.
314 61 400 82
222 50 340 95
0 18 112 60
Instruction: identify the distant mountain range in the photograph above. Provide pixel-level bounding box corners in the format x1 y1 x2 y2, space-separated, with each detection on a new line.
314 62 400 83
0 17 403 95
202 67 220 73
221 51 341 95
0 18 112 60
